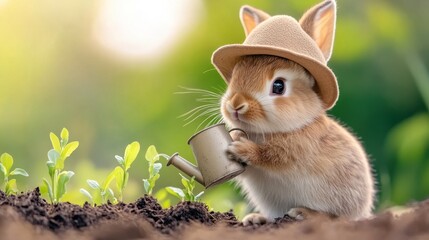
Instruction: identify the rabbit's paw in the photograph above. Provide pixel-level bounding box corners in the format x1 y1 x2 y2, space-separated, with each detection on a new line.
242 213 268 226
226 137 259 166
287 207 328 221
287 207 309 221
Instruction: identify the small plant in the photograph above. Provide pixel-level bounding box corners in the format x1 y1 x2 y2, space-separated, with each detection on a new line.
80 176 117 206
142 145 162 195
41 128 79 204
113 141 140 201
80 141 140 203
0 153 29 195
166 173 204 202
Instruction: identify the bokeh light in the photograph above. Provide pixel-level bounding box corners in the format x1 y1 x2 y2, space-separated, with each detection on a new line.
93 0 203 62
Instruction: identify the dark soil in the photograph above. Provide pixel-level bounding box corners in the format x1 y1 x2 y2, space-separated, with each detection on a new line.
0 188 428 239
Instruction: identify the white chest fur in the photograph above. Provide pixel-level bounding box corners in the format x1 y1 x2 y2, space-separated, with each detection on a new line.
235 165 337 220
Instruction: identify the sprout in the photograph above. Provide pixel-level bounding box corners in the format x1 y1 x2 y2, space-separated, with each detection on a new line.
142 145 162 195
0 153 29 195
41 128 78 204
166 173 204 202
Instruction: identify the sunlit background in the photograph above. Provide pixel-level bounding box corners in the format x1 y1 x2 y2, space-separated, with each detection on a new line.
1 0 428 217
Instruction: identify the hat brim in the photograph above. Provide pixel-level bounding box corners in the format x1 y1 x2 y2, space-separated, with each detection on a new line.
212 44 339 110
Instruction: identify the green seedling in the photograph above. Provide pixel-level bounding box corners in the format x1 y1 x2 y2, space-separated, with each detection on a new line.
80 177 117 206
113 141 140 201
142 145 162 195
166 173 204 202
41 128 79 204
80 141 140 204
0 153 29 195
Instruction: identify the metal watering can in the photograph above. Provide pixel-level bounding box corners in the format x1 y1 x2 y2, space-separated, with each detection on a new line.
167 123 247 188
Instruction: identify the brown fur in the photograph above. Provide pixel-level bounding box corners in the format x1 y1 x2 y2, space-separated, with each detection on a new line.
223 55 374 221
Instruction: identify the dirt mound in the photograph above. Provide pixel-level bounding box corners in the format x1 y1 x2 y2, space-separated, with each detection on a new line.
0 189 429 239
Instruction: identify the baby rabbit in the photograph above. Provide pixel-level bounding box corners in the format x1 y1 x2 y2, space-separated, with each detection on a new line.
213 0 375 225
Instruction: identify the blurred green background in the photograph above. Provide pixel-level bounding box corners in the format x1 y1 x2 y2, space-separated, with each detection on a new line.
1 0 429 216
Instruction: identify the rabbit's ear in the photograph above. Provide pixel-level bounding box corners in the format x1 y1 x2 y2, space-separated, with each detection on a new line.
299 0 336 61
240 5 271 36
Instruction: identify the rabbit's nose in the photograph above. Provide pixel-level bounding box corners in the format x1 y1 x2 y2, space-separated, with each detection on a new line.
227 93 249 114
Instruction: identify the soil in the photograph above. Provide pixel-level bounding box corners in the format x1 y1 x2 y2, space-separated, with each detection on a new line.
0 188 428 239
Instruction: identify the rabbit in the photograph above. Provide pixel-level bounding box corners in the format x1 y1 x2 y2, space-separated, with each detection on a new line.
217 0 375 226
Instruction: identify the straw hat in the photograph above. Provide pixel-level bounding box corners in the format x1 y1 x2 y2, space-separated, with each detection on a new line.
212 7 339 110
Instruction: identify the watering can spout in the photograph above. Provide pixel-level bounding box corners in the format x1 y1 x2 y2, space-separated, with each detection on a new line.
167 153 204 186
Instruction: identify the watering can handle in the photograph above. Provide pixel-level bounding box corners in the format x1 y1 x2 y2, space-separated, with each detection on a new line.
228 128 249 139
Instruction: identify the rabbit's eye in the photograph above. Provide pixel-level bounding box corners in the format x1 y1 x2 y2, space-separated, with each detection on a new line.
272 78 285 95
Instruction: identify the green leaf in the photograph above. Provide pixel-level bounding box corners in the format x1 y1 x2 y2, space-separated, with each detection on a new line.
153 163 162 175
115 155 125 166
145 145 158 163
47 163 56 179
143 179 150 193
147 174 160 194
124 141 140 170
47 149 60 166
0 153 14 174
47 149 59 176
80 188 93 203
42 178 54 203
56 171 74 201
181 176 191 190
102 168 117 191
5 179 17 195
61 141 79 159
166 187 185 200
87 179 100 190
9 168 29 177
50 133 61 153
60 128 69 146
0 163 7 178
114 166 125 192
57 141 79 170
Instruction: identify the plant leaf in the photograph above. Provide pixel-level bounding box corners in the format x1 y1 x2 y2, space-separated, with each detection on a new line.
115 155 125 166
165 187 185 200
0 163 7 178
145 145 158 163
5 179 18 195
143 179 150 193
9 168 29 177
60 128 69 146
80 188 93 203
61 141 79 159
42 178 54 203
124 141 140 170
102 168 117 191
56 171 74 201
181 176 191 190
87 179 100 190
50 133 61 153
47 149 60 165
153 163 162 175
57 141 79 170
47 149 60 176
151 173 160 185
0 153 14 174
114 166 124 192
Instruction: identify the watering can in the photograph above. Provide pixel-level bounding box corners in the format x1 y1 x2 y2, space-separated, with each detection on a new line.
167 123 247 188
